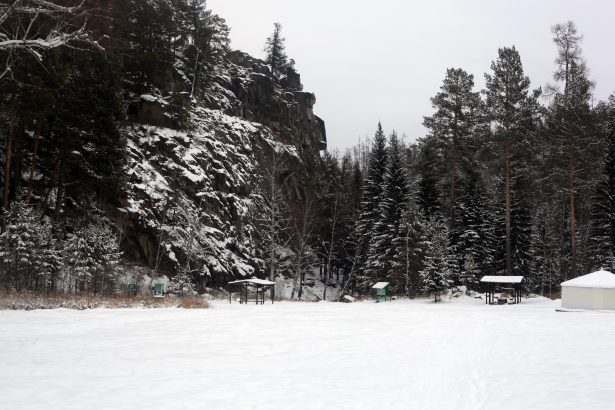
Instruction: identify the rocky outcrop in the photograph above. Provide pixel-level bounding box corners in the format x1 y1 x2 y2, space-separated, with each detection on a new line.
121 50 327 286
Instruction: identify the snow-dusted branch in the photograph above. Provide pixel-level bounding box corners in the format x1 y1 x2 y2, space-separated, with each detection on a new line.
0 26 100 53
1 0 86 25
0 0 101 78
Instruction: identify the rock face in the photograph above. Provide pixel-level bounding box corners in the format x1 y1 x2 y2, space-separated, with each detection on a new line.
122 51 326 287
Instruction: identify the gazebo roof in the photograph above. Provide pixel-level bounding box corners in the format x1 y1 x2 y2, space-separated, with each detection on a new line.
228 278 275 286
561 270 615 289
480 276 524 284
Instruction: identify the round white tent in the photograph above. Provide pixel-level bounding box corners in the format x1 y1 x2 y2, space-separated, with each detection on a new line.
561 270 615 310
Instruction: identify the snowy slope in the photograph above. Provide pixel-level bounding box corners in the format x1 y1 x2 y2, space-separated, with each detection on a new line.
1 297 614 410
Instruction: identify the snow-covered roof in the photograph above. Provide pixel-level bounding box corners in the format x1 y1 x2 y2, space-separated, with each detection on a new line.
561 270 615 289
372 282 390 289
228 278 275 286
480 276 524 284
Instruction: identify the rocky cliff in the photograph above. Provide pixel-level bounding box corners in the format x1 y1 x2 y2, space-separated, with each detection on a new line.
121 50 326 287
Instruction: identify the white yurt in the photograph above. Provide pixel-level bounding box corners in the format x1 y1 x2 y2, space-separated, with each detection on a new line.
560 270 615 310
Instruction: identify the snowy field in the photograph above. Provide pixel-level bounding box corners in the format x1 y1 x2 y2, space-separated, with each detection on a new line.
1 297 614 410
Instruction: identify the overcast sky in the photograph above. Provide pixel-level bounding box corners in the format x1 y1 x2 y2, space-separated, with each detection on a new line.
208 0 615 150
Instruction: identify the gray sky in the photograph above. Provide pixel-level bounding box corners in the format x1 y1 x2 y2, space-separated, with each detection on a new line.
208 0 615 150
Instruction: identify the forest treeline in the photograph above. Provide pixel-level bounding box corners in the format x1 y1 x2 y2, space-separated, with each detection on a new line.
1 1 614 301
321 22 615 300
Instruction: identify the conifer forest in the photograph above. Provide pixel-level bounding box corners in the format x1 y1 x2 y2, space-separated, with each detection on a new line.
1 1 614 303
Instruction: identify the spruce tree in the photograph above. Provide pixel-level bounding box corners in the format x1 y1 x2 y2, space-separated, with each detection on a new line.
417 140 440 218
392 201 424 297
365 133 409 290
64 218 121 294
264 22 288 78
419 215 454 302
454 168 493 288
0 200 61 292
355 123 388 290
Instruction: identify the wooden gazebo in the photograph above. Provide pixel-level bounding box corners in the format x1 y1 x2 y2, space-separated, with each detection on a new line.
480 276 524 305
228 279 275 305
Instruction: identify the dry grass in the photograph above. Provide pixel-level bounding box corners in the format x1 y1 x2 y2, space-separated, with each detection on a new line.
177 297 210 309
0 292 210 311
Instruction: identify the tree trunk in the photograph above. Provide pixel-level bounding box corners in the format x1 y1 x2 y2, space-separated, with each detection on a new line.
12 124 24 195
55 132 69 227
568 153 577 279
2 121 14 232
323 197 338 301
505 138 512 276
26 122 42 204
450 133 458 224
190 48 200 98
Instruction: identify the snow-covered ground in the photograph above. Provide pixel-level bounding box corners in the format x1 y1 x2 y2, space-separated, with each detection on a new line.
1 297 614 410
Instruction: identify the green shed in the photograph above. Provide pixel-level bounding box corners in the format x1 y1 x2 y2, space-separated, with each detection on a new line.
154 283 165 297
127 283 137 296
372 282 390 302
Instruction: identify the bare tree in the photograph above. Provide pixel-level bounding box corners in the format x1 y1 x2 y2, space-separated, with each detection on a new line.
0 0 101 81
289 193 316 299
322 194 339 301
253 151 291 281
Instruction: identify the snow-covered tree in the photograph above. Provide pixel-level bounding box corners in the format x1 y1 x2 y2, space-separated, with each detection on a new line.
420 215 455 302
589 117 615 271
64 219 121 294
453 169 494 288
391 201 424 298
365 133 409 289
355 123 388 290
166 197 212 294
0 200 61 291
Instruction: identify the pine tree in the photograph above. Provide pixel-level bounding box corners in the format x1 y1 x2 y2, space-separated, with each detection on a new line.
423 68 482 227
420 215 454 302
484 46 539 277
264 22 288 78
548 21 598 279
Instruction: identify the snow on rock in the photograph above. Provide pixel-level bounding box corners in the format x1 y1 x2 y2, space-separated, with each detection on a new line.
121 48 326 287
